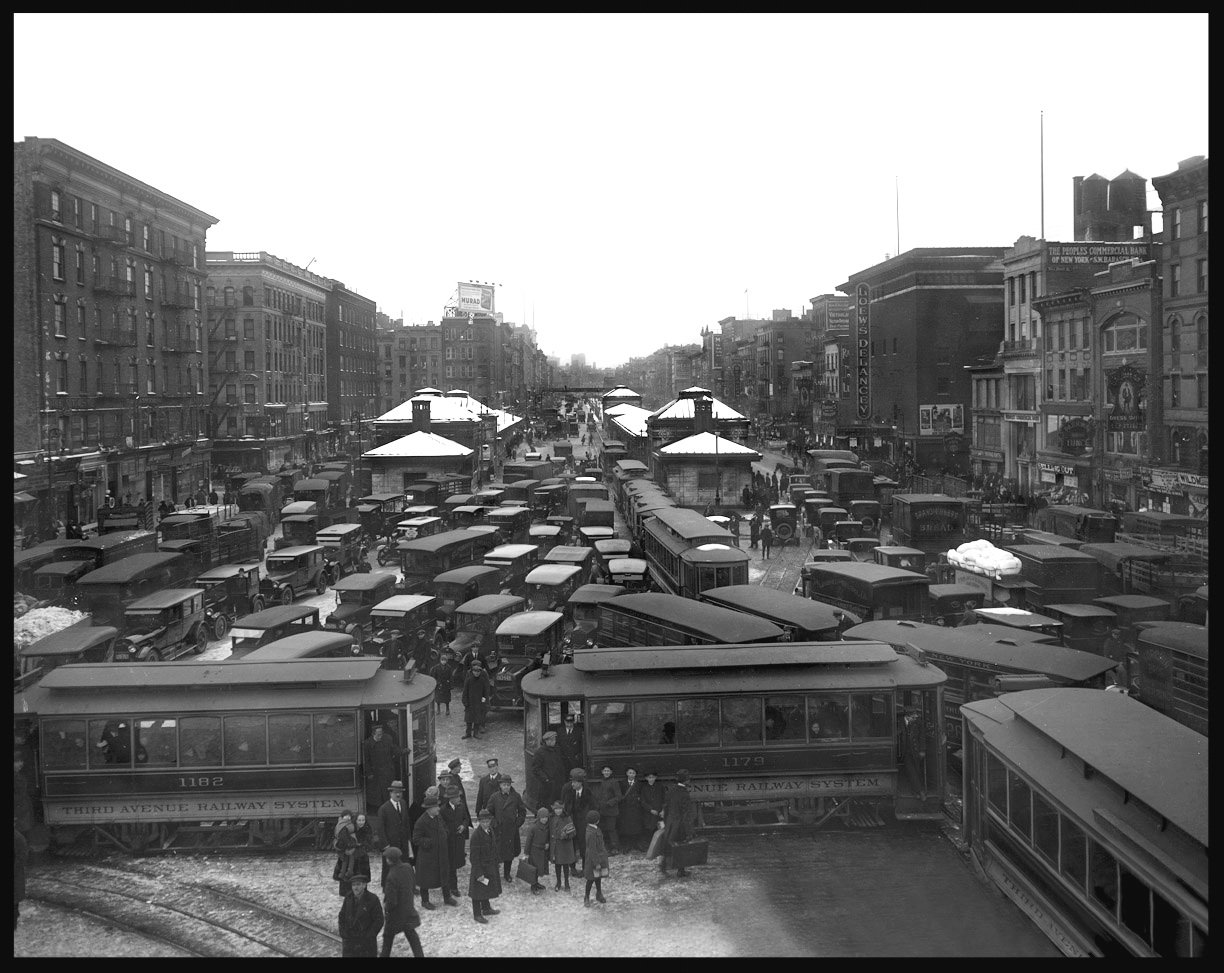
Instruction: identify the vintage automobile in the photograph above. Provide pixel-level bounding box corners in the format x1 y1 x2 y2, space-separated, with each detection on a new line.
593 537 635 571
564 583 627 641
927 583 988 626
524 563 585 612
841 537 881 562
768 504 800 545
260 545 329 604
448 594 526 663
366 594 440 669
377 517 445 566
484 506 534 545
323 572 400 648
873 546 927 572
528 523 565 555
483 543 541 596
489 610 567 709
607 556 652 592
315 522 371 580
577 525 616 548
28 559 97 606
432 564 507 619
786 473 816 505
15 624 120 690
115 588 210 662
1042 603 1119 655
543 545 598 581
228 603 323 657
194 563 265 640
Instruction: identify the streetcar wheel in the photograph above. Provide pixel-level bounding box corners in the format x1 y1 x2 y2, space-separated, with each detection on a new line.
280 584 295 605
211 614 229 641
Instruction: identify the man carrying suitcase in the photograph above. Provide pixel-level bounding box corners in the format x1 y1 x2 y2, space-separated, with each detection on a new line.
660 768 701 877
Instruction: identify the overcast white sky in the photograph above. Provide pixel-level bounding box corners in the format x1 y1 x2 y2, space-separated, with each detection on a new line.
14 13 1209 368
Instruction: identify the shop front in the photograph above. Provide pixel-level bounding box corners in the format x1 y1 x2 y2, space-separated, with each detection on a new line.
1139 468 1209 518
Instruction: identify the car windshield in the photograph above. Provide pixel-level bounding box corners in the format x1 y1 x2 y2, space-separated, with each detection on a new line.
124 609 167 635
454 612 493 633
265 557 297 572
573 605 599 623
338 590 366 605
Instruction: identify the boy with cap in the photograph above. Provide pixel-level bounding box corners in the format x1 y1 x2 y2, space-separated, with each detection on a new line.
411 792 456 909
379 846 424 958
468 809 502 923
486 774 526 882
338 870 384 957
582 810 609 907
521 805 551 893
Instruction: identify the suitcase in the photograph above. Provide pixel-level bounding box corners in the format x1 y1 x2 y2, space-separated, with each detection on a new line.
515 859 538 884
645 826 667 860
671 840 708 868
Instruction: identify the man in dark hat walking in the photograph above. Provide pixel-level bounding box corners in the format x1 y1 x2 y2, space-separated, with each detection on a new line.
379 846 424 957
558 712 583 771
530 730 567 811
561 767 596 866
661 768 698 877
338 871 384 957
376 780 411 889
461 660 490 739
411 792 457 909
486 774 527 883
362 723 400 811
440 783 471 901
468 809 502 923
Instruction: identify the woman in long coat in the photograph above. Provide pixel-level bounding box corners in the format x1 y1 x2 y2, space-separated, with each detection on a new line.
548 799 576 890
617 767 647 852
521 805 551 893
468 810 502 922
582 810 609 906
485 776 526 880
410 795 453 907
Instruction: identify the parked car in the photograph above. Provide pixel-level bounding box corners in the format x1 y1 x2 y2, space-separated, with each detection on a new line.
489 610 567 708
228 604 323 657
432 565 507 619
260 545 329 605
366 594 441 669
524 563 584 612
15 624 120 690
315 522 370 580
194 563 265 640
768 504 800 545
323 572 399 648
564 583 627 642
483 543 541 596
448 594 526 663
115 588 209 662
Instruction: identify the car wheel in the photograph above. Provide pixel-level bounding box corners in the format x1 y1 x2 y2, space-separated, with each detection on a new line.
147 649 163 663
193 624 209 653
315 574 328 595
377 548 392 567
250 595 265 613
211 614 229 642
280 584 295 605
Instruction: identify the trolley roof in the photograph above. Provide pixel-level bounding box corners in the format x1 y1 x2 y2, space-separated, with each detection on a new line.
22 659 434 712
1133 621 1208 658
961 689 1207 850
648 506 734 541
681 545 747 563
700 585 845 631
601 592 785 642
574 641 897 672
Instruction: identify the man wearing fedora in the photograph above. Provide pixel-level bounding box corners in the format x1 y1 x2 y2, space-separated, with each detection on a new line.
530 730 567 811
468 808 502 923
376 780 411 889
411 791 457 909
338 870 384 957
486 774 527 883
558 713 584 771
440 782 471 901
379 846 424 958
461 660 491 739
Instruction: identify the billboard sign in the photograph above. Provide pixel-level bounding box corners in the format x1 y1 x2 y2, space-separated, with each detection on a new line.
918 404 965 436
1047 242 1149 267
855 284 870 420
457 282 495 316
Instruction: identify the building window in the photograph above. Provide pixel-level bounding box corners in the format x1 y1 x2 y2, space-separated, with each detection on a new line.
1019 274 1027 305
51 236 65 280
1171 207 1181 240
1197 258 1207 293
79 359 88 394
243 317 255 339
49 189 61 220
244 383 256 404
1169 373 1181 408
74 243 85 284
244 350 255 371
1197 198 1207 234
144 266 154 300
1169 318 1181 355
52 296 67 336
1081 317 1090 350
77 300 86 337
142 224 150 252
1170 265 1180 298
1102 315 1148 353
56 357 68 394
1197 374 1208 409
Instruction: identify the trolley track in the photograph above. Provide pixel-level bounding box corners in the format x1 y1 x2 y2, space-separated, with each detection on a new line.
24 895 203 957
30 860 341 957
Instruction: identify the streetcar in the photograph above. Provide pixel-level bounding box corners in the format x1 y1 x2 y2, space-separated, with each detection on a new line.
960 689 1207 957
641 506 738 596
698 585 850 641
520 639 947 827
15 658 435 853
796 562 930 622
1129 621 1207 735
595 592 785 647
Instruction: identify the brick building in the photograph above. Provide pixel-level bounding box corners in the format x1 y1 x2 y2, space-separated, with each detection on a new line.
13 137 217 530
326 280 378 429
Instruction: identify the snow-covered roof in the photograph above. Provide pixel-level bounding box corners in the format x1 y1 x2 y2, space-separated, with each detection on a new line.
415 387 444 395
658 432 760 458
602 385 639 399
649 394 746 422
607 404 652 438
14 471 28 480
363 431 473 459
680 386 712 395
375 388 520 433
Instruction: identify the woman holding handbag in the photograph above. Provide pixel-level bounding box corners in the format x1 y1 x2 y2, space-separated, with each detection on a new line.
520 805 551 894
548 799 576 891
582 810 609 907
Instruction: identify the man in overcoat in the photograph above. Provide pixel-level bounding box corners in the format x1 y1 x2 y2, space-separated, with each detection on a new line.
362 723 400 811
338 872 384 957
475 756 509 815
411 793 456 909
460 661 490 739
557 713 584 771
485 774 527 882
379 847 424 958
376 780 411 889
593 764 624 854
468 809 502 923
561 767 596 865
439 783 471 900
660 768 698 877
529 730 567 811
617 766 647 852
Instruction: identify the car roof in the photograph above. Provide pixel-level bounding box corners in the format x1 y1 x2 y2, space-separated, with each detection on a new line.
456 594 525 614
233 604 320 627
267 545 324 557
434 565 502 583
485 544 538 559
77 552 187 584
20 625 120 657
370 595 437 614
331 572 398 591
126 588 205 610
526 564 582 584
496 610 565 636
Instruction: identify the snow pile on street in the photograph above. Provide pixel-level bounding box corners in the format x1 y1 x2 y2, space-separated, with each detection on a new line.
945 540 1021 579
14 606 89 649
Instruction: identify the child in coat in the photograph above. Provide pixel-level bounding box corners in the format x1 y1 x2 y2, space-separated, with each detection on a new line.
582 810 609 907
521 805 551 894
547 799 576 891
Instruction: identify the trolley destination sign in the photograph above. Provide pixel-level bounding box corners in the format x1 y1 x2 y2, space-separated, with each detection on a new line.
687 771 892 802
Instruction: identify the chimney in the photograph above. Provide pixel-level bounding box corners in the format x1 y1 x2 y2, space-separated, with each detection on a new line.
693 396 714 435
412 399 431 433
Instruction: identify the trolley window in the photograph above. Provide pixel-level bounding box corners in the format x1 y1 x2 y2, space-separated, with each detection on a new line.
807 694 849 740
1060 816 1088 891
986 751 1008 814
1119 865 1151 944
633 700 676 748
43 719 88 770
91 719 133 767
588 701 632 751
676 698 719 748
850 692 892 738
180 717 221 766
1031 791 1059 865
759 696 802 743
720 697 762 746
269 713 312 764
314 711 357 762
1089 840 1119 915
224 715 267 765
136 718 178 767
1008 773 1032 839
